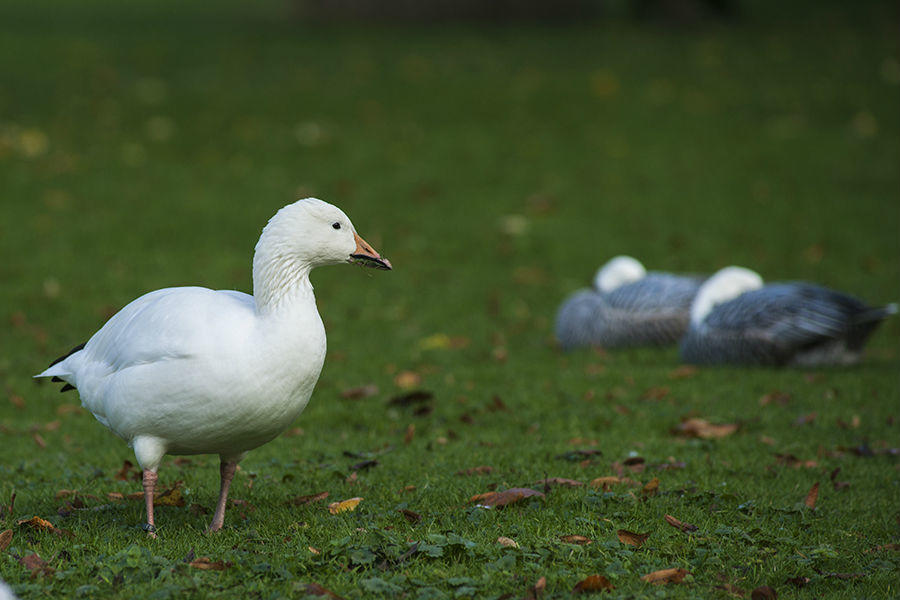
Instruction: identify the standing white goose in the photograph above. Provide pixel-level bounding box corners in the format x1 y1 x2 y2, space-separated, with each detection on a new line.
35 198 391 536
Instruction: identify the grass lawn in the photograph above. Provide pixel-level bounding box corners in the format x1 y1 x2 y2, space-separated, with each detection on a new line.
1 0 898 598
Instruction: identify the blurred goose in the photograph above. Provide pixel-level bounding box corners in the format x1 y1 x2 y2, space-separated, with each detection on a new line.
555 255 706 350
680 266 896 366
36 198 391 536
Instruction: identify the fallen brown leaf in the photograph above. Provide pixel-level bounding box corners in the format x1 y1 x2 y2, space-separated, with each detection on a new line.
455 465 494 476
18 516 55 532
664 514 699 533
19 553 54 577
617 529 650 547
403 423 415 444
641 478 659 497
641 568 691 585
155 484 185 507
642 386 670 400
784 575 810 588
301 582 346 599
290 491 329 506
388 390 433 406
560 534 593 545
0 529 12 551
470 487 544 508
669 365 698 379
589 476 639 490
107 492 125 501
794 412 817 426
32 433 46 448
750 585 777 599
573 574 614 593
399 509 421 524
188 557 232 570
328 497 362 514
674 418 738 439
804 482 819 509
115 460 139 481
759 391 791 406
340 384 378 400
497 536 519 548
394 371 421 389
527 576 547 600
534 477 583 487
715 582 746 597
865 543 900 553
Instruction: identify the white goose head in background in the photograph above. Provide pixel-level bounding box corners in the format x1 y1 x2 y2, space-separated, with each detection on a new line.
690 266 764 325
593 255 647 293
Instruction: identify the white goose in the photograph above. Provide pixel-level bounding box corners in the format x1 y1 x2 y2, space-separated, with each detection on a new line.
36 198 391 535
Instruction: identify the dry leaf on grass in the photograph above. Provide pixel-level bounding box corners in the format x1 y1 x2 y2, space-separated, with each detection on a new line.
673 418 738 439
497 536 519 548
340 384 378 399
534 477 583 487
470 487 544 508
561 534 593 545
750 585 777 599
573 574 614 593
641 568 691 585
759 391 791 406
456 465 494 476
865 543 900 553
617 529 650 547
785 576 810 588
290 491 329 506
642 478 659 497
394 371 422 389
328 497 362 514
399 509 421 524
403 423 415 444
590 476 639 490
0 529 12 551
115 460 139 481
189 557 231 570
301 582 346 599
155 485 185 507
527 576 547 600
19 553 54 577
804 482 819 508
669 365 698 379
664 514 699 533
17 516 73 538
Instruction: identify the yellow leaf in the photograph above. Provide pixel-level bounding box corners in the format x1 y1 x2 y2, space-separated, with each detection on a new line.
328 497 362 515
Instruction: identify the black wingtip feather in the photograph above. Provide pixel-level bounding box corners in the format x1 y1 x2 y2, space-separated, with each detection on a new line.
48 342 86 368
60 383 76 393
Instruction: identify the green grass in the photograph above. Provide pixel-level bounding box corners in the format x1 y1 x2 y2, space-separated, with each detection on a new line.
1 0 898 598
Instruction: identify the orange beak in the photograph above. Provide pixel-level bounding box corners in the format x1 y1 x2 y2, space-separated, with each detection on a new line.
350 231 392 270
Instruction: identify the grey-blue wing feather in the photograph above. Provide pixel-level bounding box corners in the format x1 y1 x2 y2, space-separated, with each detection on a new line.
555 274 704 350
681 282 886 366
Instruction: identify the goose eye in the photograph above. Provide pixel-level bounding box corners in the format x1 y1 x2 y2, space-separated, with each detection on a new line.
332 222 341 230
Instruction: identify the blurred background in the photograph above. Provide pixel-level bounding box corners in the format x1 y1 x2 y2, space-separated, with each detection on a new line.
1 0 897 382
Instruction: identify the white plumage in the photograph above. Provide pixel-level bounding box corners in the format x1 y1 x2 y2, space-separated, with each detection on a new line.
36 198 391 534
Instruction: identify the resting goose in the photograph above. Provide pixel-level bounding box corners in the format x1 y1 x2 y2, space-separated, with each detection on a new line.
36 198 391 535
680 266 896 366
555 255 705 350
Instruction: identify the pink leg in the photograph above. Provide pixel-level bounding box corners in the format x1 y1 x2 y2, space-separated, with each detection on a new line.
142 470 158 538
207 460 237 533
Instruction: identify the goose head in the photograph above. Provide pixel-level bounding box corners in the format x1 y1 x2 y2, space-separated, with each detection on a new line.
593 255 646 293
256 198 391 271
252 198 391 311
690 266 763 325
